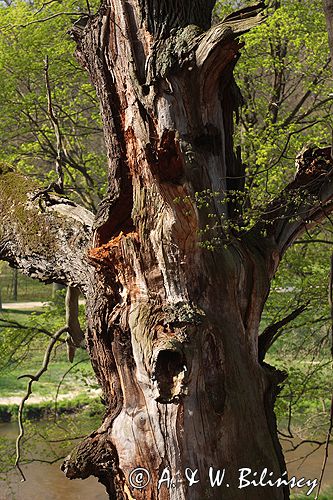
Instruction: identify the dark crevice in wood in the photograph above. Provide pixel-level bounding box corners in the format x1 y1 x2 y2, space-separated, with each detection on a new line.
220 62 245 221
123 2 147 85
76 13 136 246
202 333 226 415
153 349 187 403
94 186 135 246
193 123 222 155
155 129 185 183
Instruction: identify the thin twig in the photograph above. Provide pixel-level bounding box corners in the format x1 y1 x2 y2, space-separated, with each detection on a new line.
44 56 64 193
293 239 333 245
54 359 85 419
314 254 333 499
0 317 65 341
314 392 333 499
284 439 330 452
34 0 62 16
15 326 68 481
5 12 83 29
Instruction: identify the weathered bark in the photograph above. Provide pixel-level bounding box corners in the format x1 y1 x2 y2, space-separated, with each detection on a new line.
1 2 333 500
0 166 94 289
62 3 284 499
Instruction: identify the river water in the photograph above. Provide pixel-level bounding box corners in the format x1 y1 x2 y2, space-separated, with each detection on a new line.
0 422 332 499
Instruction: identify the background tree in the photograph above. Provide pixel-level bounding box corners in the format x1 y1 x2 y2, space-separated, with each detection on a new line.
0 0 107 211
1 1 333 500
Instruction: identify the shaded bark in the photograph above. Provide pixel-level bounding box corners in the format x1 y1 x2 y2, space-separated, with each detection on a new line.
1 2 333 500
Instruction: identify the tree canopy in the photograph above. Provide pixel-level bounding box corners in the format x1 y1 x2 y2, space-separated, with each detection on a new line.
0 0 106 211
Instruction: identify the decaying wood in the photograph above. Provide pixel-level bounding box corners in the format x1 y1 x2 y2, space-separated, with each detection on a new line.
1 1 333 499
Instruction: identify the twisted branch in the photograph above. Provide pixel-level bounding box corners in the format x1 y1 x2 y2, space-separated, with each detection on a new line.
15 326 68 481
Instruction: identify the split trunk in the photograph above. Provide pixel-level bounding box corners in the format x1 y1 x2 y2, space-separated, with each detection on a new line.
62 3 287 499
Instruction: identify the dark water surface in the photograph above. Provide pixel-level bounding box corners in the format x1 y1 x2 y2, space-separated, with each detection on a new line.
1 422 332 499
0 422 107 500
1 461 108 500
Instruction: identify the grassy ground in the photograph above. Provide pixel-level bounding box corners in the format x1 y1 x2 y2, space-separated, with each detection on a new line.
0 263 53 303
291 487 333 499
0 347 96 399
0 298 99 422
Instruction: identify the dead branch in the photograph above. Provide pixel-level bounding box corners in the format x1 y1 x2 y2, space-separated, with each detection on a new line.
0 170 94 288
196 2 266 68
15 326 68 481
258 303 308 362
65 286 85 362
248 145 333 259
44 55 64 193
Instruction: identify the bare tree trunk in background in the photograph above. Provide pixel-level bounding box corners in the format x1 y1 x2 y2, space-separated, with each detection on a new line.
2 2 333 499
12 268 18 302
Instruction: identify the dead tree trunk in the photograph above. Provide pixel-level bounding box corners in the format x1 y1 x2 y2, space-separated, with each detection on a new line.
1 2 333 499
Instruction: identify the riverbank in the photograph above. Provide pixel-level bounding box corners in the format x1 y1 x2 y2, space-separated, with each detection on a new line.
0 415 332 500
0 393 103 422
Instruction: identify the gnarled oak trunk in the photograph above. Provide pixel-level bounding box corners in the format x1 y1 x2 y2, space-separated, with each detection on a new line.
62 2 287 499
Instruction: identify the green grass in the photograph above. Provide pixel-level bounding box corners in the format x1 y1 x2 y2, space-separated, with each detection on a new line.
0 394 103 422
0 263 52 303
0 344 100 422
0 303 99 422
291 486 333 499
0 357 94 398
0 343 97 397
0 308 43 323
